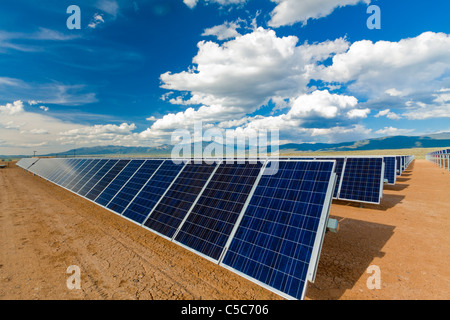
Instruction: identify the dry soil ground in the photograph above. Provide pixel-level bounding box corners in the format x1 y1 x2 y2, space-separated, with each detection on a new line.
0 159 449 300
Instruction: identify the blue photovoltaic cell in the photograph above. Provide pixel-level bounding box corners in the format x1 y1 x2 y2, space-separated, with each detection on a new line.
338 157 383 204
318 157 345 198
143 161 217 238
107 159 163 215
175 161 263 261
63 159 96 189
383 156 396 185
122 160 184 224
78 159 118 196
95 160 145 206
85 159 130 201
222 160 335 300
49 159 72 184
47 159 73 182
52 159 80 185
72 160 107 193
36 158 58 178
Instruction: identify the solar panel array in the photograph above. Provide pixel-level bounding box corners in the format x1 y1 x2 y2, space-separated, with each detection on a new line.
426 149 450 171
17 157 337 300
287 156 385 204
286 155 416 204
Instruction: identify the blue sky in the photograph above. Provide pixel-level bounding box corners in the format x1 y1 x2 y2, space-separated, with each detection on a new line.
0 0 449 155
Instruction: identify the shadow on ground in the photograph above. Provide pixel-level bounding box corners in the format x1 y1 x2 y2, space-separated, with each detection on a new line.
306 216 395 300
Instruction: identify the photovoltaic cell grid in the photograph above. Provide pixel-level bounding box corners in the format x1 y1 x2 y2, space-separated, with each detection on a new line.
338 157 384 204
18 157 338 300
86 159 130 201
78 159 119 197
107 159 163 215
174 161 263 261
222 160 336 300
95 160 145 206
143 161 218 239
122 160 185 224
318 157 345 198
383 156 397 185
288 156 386 204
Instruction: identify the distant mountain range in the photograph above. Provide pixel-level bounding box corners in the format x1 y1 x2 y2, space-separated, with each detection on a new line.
3 132 450 159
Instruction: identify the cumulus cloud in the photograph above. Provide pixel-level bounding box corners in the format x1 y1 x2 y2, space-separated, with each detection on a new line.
161 27 348 121
311 31 450 121
375 127 414 136
315 32 450 97
268 0 370 27
202 21 241 40
0 100 25 115
0 100 146 155
374 109 401 120
88 14 105 29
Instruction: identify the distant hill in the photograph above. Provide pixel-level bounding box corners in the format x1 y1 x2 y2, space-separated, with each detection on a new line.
3 132 450 159
279 132 450 153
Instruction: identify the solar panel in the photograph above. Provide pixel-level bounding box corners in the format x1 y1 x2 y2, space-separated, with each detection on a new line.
173 161 263 262
72 159 107 193
53 159 83 185
95 160 145 206
142 161 219 239
337 157 384 204
121 160 185 224
221 160 336 300
85 159 130 201
383 156 397 185
63 159 96 189
17 156 341 300
316 157 345 198
107 159 164 215
78 159 119 197
46 159 72 182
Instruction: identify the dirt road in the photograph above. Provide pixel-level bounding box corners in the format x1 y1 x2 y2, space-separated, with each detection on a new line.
1 160 449 300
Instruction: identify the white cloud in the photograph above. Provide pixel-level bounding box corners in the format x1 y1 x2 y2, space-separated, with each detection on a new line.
347 108 370 119
143 89 369 146
385 88 406 97
374 109 401 120
202 21 241 40
28 100 42 106
0 100 146 155
0 100 25 115
375 127 414 136
268 0 370 27
401 101 450 120
0 77 22 87
59 123 137 138
96 0 119 18
88 14 105 29
39 106 49 112
315 32 450 98
161 27 348 120
183 0 247 9
33 28 81 41
183 0 199 8
0 79 98 106
21 129 49 135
